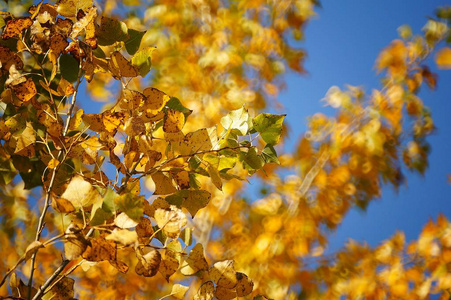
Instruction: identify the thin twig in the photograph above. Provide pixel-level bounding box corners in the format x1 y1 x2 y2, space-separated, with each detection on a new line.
31 260 70 300
27 51 84 300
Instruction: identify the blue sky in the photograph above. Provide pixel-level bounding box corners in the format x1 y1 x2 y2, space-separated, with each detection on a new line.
279 0 451 251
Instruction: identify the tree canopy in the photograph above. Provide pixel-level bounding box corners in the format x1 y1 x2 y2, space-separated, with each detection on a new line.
0 0 451 299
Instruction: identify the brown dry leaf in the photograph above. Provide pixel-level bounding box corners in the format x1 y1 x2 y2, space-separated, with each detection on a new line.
193 281 215 300
48 277 75 300
136 217 154 243
64 223 88 260
180 243 209 276
209 260 237 289
109 260 129 274
0 46 23 72
214 286 236 300
53 197 76 214
82 237 117 262
235 272 254 296
11 77 37 102
159 249 179 281
14 122 36 157
135 248 161 277
2 17 32 39
163 109 185 133
143 87 170 111
151 171 177 195
53 18 73 37
154 206 187 238
109 51 139 78
49 33 69 56
24 241 44 261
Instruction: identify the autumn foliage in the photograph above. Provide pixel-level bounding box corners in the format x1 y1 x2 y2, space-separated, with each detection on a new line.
0 0 451 299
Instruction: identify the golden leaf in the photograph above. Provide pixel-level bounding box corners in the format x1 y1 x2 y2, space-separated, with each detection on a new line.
209 260 237 289
52 197 76 214
143 87 170 111
109 51 139 78
435 47 451 69
180 243 209 276
163 109 185 133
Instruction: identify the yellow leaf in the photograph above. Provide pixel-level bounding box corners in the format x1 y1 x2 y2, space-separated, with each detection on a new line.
24 241 44 261
214 286 236 300
57 0 93 18
60 175 101 208
143 87 170 111
106 229 138 246
14 122 35 157
435 47 451 69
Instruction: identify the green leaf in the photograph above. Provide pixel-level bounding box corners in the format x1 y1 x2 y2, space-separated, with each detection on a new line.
261 145 279 164
241 148 263 171
165 97 193 118
102 188 117 213
59 54 79 82
252 113 285 145
131 47 155 77
220 107 250 136
97 16 129 46
125 29 146 55
115 194 144 222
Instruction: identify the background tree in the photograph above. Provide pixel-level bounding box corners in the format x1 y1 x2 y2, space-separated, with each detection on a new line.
0 0 450 299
